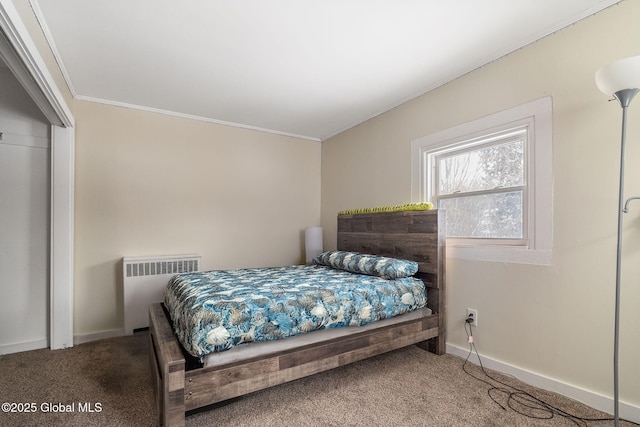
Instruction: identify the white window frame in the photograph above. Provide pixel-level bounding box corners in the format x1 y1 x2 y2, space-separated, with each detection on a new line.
411 97 552 265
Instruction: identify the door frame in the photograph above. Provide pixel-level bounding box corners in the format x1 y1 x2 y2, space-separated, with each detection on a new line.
0 0 75 349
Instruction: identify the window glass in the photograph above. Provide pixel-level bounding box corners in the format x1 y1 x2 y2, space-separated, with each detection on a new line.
437 137 524 195
438 191 523 239
432 128 526 240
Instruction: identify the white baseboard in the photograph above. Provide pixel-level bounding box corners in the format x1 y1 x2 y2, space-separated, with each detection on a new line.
447 343 640 424
0 330 126 353
73 328 124 345
0 338 48 355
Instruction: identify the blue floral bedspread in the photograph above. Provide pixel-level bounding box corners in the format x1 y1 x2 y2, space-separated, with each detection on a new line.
164 264 427 359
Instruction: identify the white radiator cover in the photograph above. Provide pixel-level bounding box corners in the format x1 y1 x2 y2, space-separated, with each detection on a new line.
122 254 201 335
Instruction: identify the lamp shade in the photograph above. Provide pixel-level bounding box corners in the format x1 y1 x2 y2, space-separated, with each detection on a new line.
595 55 640 96
304 226 323 264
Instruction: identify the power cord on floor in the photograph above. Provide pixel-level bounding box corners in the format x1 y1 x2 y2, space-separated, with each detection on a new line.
462 322 639 427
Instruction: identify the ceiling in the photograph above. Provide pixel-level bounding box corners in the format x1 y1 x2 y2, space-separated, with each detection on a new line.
33 0 622 141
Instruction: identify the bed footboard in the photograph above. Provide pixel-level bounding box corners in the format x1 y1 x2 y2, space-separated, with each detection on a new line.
149 302 440 426
149 303 186 427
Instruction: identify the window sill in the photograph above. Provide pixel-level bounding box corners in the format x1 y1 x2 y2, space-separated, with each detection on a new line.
446 243 552 265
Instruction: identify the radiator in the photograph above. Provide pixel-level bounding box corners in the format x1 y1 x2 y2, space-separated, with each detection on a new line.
122 254 201 335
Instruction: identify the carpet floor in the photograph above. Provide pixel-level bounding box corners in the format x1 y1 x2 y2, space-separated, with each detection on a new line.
0 331 633 426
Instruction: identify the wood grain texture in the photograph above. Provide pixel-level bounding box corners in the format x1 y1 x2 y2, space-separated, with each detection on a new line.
338 209 446 355
337 210 441 275
149 303 186 426
149 210 446 426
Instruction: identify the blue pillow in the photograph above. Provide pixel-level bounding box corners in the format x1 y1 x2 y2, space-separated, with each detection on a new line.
312 251 419 279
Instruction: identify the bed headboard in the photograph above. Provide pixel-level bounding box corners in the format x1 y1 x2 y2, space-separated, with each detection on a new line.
337 209 446 316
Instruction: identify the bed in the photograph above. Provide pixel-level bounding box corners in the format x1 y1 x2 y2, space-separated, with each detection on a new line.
148 209 446 426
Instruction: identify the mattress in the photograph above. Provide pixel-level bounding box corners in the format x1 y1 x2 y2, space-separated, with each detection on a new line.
164 264 427 360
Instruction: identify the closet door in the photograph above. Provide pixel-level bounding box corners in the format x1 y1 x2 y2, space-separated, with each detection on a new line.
0 66 50 354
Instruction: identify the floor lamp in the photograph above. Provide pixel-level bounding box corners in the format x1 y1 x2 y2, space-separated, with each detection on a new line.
595 55 640 427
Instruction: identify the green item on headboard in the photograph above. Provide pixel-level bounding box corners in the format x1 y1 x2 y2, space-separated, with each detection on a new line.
338 202 433 215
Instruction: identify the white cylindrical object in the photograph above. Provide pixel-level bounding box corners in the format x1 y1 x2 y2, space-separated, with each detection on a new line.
305 226 323 264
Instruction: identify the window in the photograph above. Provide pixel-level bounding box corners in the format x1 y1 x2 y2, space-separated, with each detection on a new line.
411 97 552 265
433 126 527 242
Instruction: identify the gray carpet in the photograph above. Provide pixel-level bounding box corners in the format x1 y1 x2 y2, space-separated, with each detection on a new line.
0 331 631 426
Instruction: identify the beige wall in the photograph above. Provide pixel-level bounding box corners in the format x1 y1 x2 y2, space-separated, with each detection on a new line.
322 0 640 412
74 101 321 334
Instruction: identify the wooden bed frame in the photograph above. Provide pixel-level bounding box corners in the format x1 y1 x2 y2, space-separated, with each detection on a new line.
148 209 446 426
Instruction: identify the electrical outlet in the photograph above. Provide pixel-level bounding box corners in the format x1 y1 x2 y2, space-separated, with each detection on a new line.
466 308 478 327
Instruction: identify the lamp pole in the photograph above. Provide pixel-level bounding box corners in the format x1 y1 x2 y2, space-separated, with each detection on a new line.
608 88 638 427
